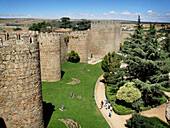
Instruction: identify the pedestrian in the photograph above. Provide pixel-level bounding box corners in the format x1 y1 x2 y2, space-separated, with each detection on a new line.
100 100 104 109
104 100 106 107
110 105 113 111
106 99 109 104
106 103 108 110
109 110 112 118
108 103 111 109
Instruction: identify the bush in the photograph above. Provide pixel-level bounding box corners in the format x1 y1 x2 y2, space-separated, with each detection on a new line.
116 82 141 103
126 113 169 128
67 50 80 63
105 83 133 115
13 27 22 31
140 106 151 111
113 104 133 115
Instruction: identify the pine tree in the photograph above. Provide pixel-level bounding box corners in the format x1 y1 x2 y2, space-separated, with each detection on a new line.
101 52 121 72
103 16 169 108
120 16 169 106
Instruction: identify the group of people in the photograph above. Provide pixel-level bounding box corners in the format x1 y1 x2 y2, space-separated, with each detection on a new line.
100 99 113 118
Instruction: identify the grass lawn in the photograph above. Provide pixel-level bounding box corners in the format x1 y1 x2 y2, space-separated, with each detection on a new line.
42 62 110 128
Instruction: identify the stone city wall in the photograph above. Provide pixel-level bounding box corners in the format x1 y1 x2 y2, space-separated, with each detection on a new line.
60 33 68 63
68 31 89 63
0 31 44 128
89 21 121 58
39 32 61 82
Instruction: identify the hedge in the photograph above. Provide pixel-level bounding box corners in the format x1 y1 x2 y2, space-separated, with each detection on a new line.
105 84 133 115
140 106 151 111
113 104 133 115
149 117 169 127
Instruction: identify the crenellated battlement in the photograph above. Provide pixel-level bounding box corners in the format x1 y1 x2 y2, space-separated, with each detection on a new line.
69 30 89 39
0 31 39 46
39 32 61 41
91 20 121 31
91 20 119 25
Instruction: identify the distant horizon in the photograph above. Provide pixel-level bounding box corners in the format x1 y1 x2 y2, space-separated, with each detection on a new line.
1 17 170 24
0 0 170 22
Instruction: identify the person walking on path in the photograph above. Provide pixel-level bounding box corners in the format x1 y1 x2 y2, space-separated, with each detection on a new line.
106 99 109 104
106 103 109 110
100 100 104 109
109 110 112 118
110 105 113 111
104 100 107 107
108 102 111 109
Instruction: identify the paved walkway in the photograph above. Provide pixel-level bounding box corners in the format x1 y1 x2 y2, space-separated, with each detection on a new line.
95 75 169 128
95 75 131 128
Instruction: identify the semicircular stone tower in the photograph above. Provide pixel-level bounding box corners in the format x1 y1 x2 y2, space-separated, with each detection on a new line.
0 31 44 127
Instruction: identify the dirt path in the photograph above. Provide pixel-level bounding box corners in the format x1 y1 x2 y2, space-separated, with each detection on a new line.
95 75 168 128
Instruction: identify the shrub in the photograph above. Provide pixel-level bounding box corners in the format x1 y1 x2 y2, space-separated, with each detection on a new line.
13 27 22 31
67 50 80 63
113 104 133 115
116 82 141 103
140 106 151 111
126 113 169 128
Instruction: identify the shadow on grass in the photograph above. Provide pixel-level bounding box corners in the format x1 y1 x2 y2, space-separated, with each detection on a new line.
61 70 65 79
0 117 7 128
43 102 55 128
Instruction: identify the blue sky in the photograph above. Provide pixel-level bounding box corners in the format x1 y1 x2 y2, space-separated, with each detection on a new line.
0 0 170 22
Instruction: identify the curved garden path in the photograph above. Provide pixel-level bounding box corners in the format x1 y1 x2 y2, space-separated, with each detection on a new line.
95 75 169 128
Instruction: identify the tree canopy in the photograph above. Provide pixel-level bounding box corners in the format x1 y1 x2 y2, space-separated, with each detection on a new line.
67 50 80 63
28 21 51 32
101 52 121 72
59 17 72 29
103 16 169 110
116 82 141 103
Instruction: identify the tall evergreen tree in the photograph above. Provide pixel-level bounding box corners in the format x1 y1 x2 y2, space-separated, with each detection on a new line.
120 17 169 106
103 16 169 108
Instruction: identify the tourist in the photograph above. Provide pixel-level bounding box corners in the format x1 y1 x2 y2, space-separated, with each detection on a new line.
100 100 104 109
104 100 106 107
106 103 108 110
108 102 111 109
106 99 109 104
109 110 112 118
110 105 113 111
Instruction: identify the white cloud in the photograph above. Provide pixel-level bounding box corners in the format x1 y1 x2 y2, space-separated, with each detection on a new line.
103 13 109 16
109 11 116 14
147 10 152 13
0 10 170 22
121 11 131 15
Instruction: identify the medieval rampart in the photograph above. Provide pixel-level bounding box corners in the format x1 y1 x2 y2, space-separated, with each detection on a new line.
68 31 89 63
39 32 61 82
0 31 44 127
89 21 121 58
